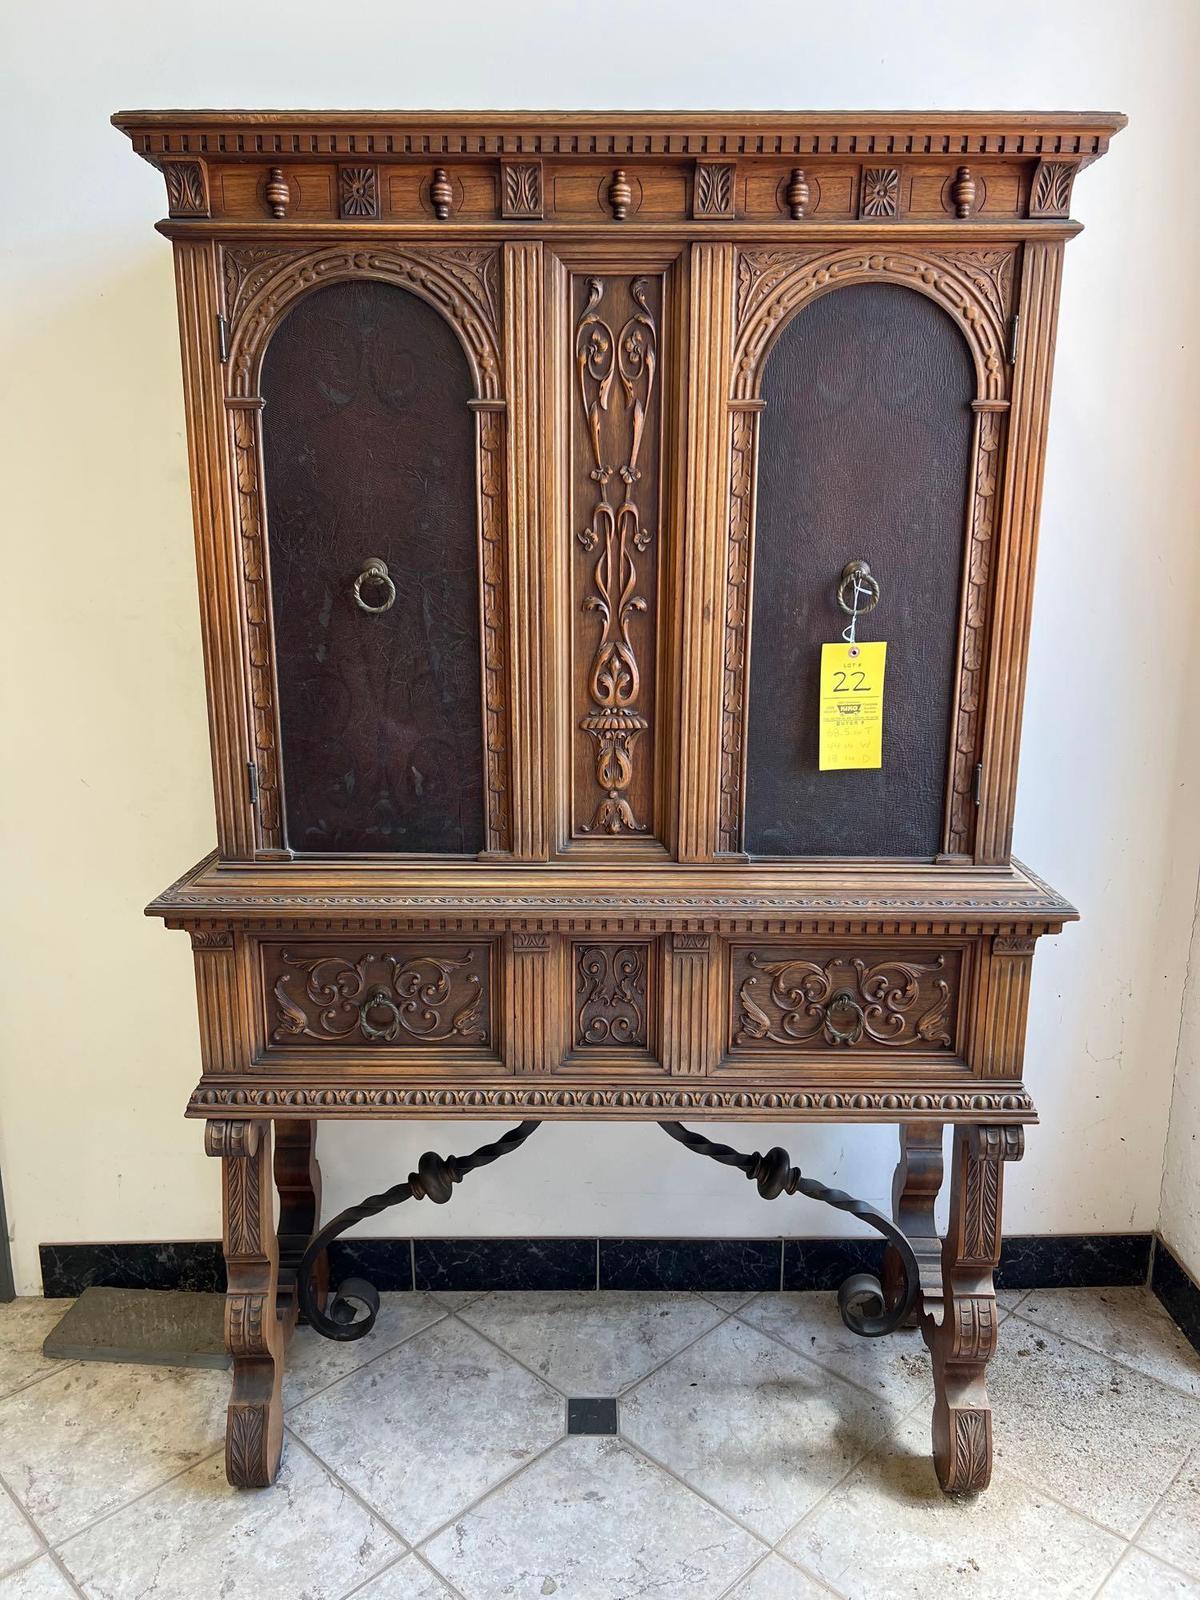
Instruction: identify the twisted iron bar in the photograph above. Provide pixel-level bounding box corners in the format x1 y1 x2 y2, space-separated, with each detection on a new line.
658 1121 919 1336
298 1121 542 1341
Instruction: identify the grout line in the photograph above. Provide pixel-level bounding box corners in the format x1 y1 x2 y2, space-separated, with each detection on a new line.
407 1548 476 1600
43 1545 88 1599
0 1360 83 1405
1127 1542 1200 1589
0 1463 49 1573
1004 1303 1200 1405
410 1428 569 1554
283 1428 413 1552
47 1441 227 1552
335 1546 413 1600
283 1300 451 1415
288 1305 460 1420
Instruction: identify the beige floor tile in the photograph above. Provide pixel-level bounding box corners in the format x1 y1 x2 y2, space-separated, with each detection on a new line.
0 1361 228 1543
621 1315 901 1541
353 1554 458 1599
284 1293 447 1407
0 1558 78 1600
0 1301 76 1400
1140 1443 1200 1579
722 1552 832 1598
289 1314 562 1541
1015 1289 1200 1399
57 1438 398 1600
988 1322 1200 1535
784 1410 1124 1600
422 1434 764 1600
458 1291 725 1395
0 1481 42 1578
735 1292 933 1408
1101 1549 1200 1598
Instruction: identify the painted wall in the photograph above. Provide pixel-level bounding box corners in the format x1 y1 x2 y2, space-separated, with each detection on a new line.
1161 885 1200 1282
2 1 1198 1294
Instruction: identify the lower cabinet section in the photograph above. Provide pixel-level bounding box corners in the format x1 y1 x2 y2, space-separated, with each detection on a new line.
244 932 991 1081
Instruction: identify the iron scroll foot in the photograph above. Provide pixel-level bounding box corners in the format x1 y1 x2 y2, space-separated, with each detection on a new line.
658 1121 920 1337
298 1120 542 1341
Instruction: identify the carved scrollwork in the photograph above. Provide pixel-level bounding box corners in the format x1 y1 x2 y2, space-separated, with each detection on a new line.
719 407 756 852
575 277 659 834
574 943 650 1048
477 407 512 849
225 245 502 401
734 951 957 1049
731 246 1010 402
268 946 491 1047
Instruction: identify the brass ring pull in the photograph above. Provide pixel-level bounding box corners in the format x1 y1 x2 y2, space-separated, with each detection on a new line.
836 560 881 617
824 991 866 1046
358 987 402 1041
352 557 397 615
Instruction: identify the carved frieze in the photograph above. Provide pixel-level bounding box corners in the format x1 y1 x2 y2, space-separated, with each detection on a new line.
732 949 960 1050
265 944 492 1047
574 943 650 1048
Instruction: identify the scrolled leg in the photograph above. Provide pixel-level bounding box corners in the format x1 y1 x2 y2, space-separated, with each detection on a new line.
273 1119 326 1327
882 1122 944 1325
206 1119 288 1488
922 1124 1023 1495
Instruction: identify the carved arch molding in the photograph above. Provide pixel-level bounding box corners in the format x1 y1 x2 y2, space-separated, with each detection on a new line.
718 244 1017 857
218 244 510 854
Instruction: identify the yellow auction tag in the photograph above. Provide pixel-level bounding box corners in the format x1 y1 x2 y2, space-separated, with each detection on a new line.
819 641 887 771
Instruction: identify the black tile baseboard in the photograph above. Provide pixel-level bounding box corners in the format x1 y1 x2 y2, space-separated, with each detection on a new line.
1152 1238 1200 1356
414 1238 597 1292
39 1231 1156 1300
600 1238 780 1292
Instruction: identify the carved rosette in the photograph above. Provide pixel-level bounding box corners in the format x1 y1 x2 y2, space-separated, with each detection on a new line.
859 167 900 218
574 943 650 1048
574 276 660 835
338 166 379 219
268 946 491 1047
733 951 958 1050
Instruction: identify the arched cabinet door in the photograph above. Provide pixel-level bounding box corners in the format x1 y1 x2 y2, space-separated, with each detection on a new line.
731 271 999 860
252 273 504 856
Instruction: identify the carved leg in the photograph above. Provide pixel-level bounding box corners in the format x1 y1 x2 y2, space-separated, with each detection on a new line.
274 1119 326 1327
882 1123 944 1325
922 1124 1023 1495
206 1120 289 1488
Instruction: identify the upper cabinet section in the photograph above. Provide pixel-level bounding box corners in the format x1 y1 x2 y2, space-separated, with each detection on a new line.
112 110 1125 233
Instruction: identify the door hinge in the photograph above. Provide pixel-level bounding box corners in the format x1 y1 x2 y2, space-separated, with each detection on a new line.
215 313 230 364
246 760 259 807
1007 312 1020 364
973 763 984 806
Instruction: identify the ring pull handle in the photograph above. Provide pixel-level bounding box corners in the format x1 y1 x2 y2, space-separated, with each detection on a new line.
352 557 397 615
358 986 402 1041
824 991 867 1046
835 560 881 619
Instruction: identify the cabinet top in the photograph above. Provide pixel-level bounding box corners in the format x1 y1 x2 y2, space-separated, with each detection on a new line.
112 107 1126 162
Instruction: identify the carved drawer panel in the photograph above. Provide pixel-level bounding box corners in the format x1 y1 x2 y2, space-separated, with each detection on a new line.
727 944 964 1057
573 941 654 1051
260 942 493 1052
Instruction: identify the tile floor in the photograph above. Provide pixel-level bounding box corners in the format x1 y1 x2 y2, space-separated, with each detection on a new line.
0 1286 1198 1599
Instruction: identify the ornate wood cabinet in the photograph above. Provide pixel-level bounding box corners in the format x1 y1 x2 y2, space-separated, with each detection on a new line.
115 108 1122 1494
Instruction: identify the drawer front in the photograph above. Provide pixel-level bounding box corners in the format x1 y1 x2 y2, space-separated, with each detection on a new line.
727 944 964 1057
261 941 494 1051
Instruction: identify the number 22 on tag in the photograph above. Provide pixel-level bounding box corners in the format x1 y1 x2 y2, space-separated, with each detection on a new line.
819 641 887 771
